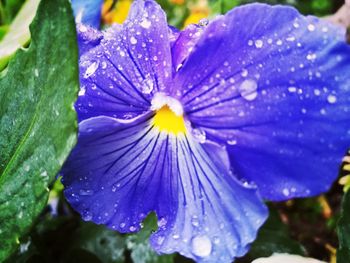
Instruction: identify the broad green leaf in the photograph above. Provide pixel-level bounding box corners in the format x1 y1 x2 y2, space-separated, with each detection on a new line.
240 209 306 262
337 190 350 263
0 0 78 260
0 0 40 70
126 213 174 263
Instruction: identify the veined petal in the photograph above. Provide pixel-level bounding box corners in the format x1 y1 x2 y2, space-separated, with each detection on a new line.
62 114 267 262
76 0 173 121
72 0 104 28
174 3 350 200
151 138 267 262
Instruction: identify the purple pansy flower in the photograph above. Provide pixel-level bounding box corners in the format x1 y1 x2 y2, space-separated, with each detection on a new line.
62 0 350 262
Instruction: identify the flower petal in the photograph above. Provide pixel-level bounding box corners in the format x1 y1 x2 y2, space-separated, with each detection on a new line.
174 4 350 200
76 0 173 121
171 24 203 73
150 138 267 262
72 0 104 28
76 23 103 56
62 114 267 262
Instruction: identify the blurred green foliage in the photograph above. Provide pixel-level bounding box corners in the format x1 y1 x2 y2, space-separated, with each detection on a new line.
0 0 25 25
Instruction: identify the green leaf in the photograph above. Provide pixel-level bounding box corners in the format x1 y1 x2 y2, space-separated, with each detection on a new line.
0 0 78 260
126 213 174 263
337 190 350 263
0 0 40 70
242 209 306 261
69 223 126 263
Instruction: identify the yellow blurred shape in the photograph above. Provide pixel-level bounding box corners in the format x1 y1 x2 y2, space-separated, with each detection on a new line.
184 0 209 27
170 0 185 4
102 0 132 24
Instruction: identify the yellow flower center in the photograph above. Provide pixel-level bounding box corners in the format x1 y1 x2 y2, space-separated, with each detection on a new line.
153 105 186 134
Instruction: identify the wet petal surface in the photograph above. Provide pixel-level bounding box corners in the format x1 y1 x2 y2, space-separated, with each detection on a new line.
174 4 350 200
76 0 173 121
62 114 267 262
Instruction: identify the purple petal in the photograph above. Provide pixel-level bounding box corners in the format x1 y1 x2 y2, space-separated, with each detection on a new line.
76 0 173 121
171 24 203 74
151 139 267 262
72 0 103 28
173 4 350 200
76 23 103 56
62 114 267 262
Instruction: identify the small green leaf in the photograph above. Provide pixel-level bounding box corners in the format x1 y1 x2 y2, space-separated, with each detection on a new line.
0 0 40 70
242 209 306 261
337 190 350 263
126 213 174 263
0 0 78 260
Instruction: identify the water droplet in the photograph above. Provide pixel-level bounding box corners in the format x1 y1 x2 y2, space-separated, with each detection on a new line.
101 61 107 69
327 94 337 104
288 86 297 93
140 19 151 29
82 210 92 221
254 39 263 48
239 79 258 101
192 128 206 143
34 68 39 77
78 86 86 96
141 77 154 94
158 217 167 227
227 139 237 145
191 235 212 257
241 69 248 77
282 188 290 196
130 36 137 44
307 24 315 31
306 53 317 61
191 216 199 227
198 18 209 27
79 189 94 196
84 61 99 78
129 226 137 232
120 222 126 228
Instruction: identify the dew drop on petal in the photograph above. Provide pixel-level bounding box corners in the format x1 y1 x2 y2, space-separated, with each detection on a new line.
282 188 290 197
192 128 206 143
239 79 258 101
198 18 209 27
327 94 337 104
141 77 154 94
84 61 99 78
158 217 167 227
254 39 263 48
288 86 297 93
307 24 315 31
227 139 237 145
191 215 199 227
140 19 151 29
130 36 137 45
79 189 94 196
82 210 92 221
191 235 212 257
